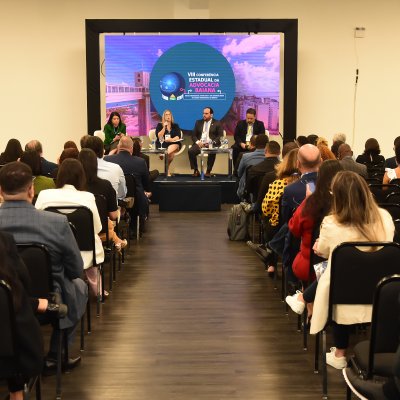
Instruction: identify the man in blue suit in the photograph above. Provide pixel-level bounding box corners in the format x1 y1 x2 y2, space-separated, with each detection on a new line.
0 162 87 372
281 143 321 225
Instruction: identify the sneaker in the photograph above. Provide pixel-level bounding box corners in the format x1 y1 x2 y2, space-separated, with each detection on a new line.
285 290 306 314
326 347 347 369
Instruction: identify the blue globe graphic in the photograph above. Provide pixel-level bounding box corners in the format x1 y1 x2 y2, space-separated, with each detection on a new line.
159 72 185 99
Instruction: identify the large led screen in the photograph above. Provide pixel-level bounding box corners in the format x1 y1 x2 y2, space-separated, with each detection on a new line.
104 34 281 136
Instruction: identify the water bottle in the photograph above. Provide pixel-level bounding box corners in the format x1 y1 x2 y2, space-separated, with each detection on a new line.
151 138 156 149
201 169 204 180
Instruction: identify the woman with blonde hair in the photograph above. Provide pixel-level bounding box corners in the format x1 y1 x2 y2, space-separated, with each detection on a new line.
261 148 300 275
155 110 182 174
286 171 394 369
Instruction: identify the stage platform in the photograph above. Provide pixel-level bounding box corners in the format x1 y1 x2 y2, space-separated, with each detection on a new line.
150 174 238 211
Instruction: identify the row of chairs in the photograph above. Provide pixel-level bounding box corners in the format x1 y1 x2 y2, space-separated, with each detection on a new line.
0 193 136 399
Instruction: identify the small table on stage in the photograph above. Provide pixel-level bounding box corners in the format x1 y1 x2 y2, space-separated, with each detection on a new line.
200 147 233 181
141 147 169 179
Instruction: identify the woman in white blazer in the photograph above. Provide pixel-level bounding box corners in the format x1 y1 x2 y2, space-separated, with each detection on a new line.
35 158 105 297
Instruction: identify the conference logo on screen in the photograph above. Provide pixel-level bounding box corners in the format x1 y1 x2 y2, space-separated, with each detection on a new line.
150 42 235 130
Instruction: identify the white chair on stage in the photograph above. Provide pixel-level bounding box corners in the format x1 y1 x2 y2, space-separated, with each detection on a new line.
94 130 105 141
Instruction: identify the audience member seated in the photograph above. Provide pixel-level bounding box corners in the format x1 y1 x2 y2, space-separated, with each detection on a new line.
105 136 151 232
317 137 336 161
83 136 127 200
245 141 281 201
25 140 57 176
281 144 321 225
355 138 385 178
132 138 159 182
383 144 400 184
385 136 400 169
337 143 367 178
307 134 319 145
79 148 127 252
103 111 126 154
332 132 346 144
237 134 269 199
252 142 299 214
294 136 308 147
0 162 87 374
258 148 299 275
19 151 56 196
188 106 223 177
155 109 182 174
232 107 266 173
330 140 344 159
288 160 343 284
286 171 394 369
50 147 80 179
0 232 44 400
35 159 104 297
0 138 23 165
63 140 78 150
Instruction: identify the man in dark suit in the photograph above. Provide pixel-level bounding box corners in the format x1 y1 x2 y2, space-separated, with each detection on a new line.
104 135 150 218
25 139 57 176
232 108 266 173
338 143 368 178
0 161 87 372
281 144 321 225
188 106 223 177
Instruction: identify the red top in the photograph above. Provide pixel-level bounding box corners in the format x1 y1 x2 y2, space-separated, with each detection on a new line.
288 199 316 282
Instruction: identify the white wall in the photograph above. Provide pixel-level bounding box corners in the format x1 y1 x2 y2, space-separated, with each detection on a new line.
0 0 399 163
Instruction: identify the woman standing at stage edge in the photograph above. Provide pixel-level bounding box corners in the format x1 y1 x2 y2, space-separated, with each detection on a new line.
155 110 182 176
103 111 126 154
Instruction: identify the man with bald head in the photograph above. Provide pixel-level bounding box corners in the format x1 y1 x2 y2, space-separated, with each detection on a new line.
105 136 150 219
281 144 321 224
338 143 367 178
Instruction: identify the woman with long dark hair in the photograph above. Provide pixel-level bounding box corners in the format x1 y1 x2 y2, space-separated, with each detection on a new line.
103 111 126 153
35 159 104 296
79 148 127 251
288 160 343 282
0 139 23 165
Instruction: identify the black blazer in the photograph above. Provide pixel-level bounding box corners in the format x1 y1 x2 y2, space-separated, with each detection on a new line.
234 119 266 146
192 118 223 145
0 231 44 377
104 151 150 216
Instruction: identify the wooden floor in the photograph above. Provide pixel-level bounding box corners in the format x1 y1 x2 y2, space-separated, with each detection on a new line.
15 205 349 399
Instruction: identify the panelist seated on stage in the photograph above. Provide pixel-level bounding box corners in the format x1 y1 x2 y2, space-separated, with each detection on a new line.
155 109 182 173
232 108 266 173
103 111 126 154
188 106 223 177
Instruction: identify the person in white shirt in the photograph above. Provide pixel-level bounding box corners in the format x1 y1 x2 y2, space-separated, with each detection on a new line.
83 135 127 199
188 107 223 177
35 158 105 297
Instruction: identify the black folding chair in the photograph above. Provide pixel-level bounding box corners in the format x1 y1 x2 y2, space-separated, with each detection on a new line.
124 173 140 242
368 184 400 203
0 280 42 400
94 194 119 291
343 275 400 399
16 244 64 400
44 206 103 317
378 203 400 220
315 242 400 399
386 192 400 205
